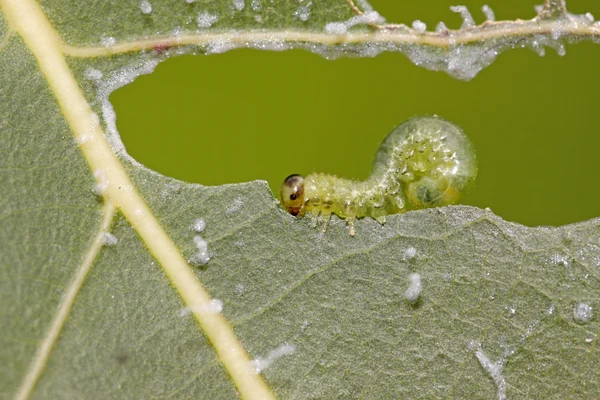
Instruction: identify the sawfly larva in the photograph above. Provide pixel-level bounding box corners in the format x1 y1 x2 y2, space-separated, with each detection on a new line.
280 116 477 236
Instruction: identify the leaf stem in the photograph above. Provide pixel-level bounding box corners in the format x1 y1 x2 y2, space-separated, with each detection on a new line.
60 17 600 58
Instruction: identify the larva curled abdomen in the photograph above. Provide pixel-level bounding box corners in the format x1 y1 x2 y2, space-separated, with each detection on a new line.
281 116 477 236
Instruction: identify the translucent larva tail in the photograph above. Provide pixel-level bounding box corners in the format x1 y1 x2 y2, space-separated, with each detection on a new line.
369 116 477 210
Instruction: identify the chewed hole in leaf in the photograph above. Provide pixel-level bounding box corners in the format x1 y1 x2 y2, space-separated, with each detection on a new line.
109 44 600 227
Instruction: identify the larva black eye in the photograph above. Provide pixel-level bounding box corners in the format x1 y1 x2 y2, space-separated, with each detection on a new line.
280 174 305 216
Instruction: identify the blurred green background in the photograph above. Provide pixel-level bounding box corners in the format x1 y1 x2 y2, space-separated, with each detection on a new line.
111 0 600 227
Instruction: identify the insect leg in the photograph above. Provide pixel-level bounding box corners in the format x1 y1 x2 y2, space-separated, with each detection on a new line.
347 217 356 237
305 211 320 228
321 211 332 233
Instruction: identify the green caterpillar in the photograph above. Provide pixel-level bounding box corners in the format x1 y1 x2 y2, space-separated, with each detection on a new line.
280 116 477 236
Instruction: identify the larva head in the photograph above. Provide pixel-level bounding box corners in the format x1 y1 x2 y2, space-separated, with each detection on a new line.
280 174 305 216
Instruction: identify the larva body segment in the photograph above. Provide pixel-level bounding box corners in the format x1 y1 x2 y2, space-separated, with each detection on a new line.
281 116 477 236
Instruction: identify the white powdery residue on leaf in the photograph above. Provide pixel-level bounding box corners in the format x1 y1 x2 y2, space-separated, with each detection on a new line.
474 350 507 400
140 0 152 14
355 0 373 12
251 343 296 374
234 284 245 296
84 68 103 81
472 343 513 400
185 0 195 3
233 0 245 11
450 5 475 28
404 247 417 259
293 2 311 22
404 273 422 303
550 252 574 277
412 20 427 33
251 0 261 11
324 11 385 34
101 36 116 47
226 197 243 214
192 218 206 233
92 169 109 196
206 38 238 54
504 304 516 317
529 38 546 57
585 12 595 22
482 5 495 21
197 12 219 28
96 59 161 158
178 299 223 316
550 253 570 267
435 21 448 32
103 232 118 246
190 235 211 266
573 302 593 324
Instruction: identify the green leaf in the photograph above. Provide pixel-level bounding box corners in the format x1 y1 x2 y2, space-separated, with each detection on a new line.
1 0 599 399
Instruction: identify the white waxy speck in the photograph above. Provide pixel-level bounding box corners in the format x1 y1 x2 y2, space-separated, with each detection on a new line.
84 68 103 81
573 302 593 324
226 197 243 214
140 0 152 14
324 11 385 34
251 0 261 11
251 343 296 374
134 208 142 216
435 21 448 32
92 169 109 196
473 344 509 400
192 218 206 233
405 247 417 259
234 284 245 296
534 4 544 14
585 12 595 23
324 22 346 35
185 0 195 3
450 5 475 28
103 232 118 246
546 304 555 315
190 235 211 266
404 273 422 303
197 12 219 28
178 299 223 317
482 5 495 21
505 305 516 317
101 36 116 47
412 20 427 33
550 253 572 277
233 0 245 11
293 3 311 21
